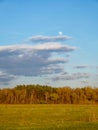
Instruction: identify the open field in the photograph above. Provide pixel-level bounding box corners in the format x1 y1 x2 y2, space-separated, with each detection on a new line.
0 104 98 130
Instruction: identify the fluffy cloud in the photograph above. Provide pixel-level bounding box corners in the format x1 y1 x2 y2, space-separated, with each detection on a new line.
0 42 76 77
0 34 77 86
27 35 71 43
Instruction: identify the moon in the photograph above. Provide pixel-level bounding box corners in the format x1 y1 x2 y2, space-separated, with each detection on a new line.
58 32 63 35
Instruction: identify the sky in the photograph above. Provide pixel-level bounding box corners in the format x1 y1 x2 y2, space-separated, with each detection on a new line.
0 0 98 88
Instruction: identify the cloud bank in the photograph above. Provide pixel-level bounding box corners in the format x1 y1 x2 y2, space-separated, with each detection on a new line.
0 34 77 85
0 43 76 76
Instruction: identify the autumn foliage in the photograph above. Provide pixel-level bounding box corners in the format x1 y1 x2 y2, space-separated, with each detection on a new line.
0 84 98 104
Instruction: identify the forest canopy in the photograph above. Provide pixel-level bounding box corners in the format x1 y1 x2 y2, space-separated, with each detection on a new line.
0 84 98 104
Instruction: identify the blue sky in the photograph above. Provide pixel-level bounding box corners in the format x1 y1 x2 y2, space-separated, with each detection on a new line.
0 0 98 88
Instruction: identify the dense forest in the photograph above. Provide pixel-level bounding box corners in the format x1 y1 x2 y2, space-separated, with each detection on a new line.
0 84 98 104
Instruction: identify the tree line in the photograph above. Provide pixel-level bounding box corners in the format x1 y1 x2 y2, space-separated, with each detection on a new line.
0 84 98 104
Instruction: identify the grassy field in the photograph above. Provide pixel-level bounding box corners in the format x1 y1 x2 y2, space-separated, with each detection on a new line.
0 104 98 130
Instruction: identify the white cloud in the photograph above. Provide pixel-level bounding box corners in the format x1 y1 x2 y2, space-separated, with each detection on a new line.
58 32 63 35
41 65 64 75
27 35 71 43
0 42 76 52
47 57 69 63
0 42 76 77
52 72 90 81
74 65 90 69
0 34 77 85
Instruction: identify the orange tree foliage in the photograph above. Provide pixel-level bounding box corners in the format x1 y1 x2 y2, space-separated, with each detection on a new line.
0 85 98 104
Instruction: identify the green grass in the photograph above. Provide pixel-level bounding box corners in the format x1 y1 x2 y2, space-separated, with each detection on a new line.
0 104 98 130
